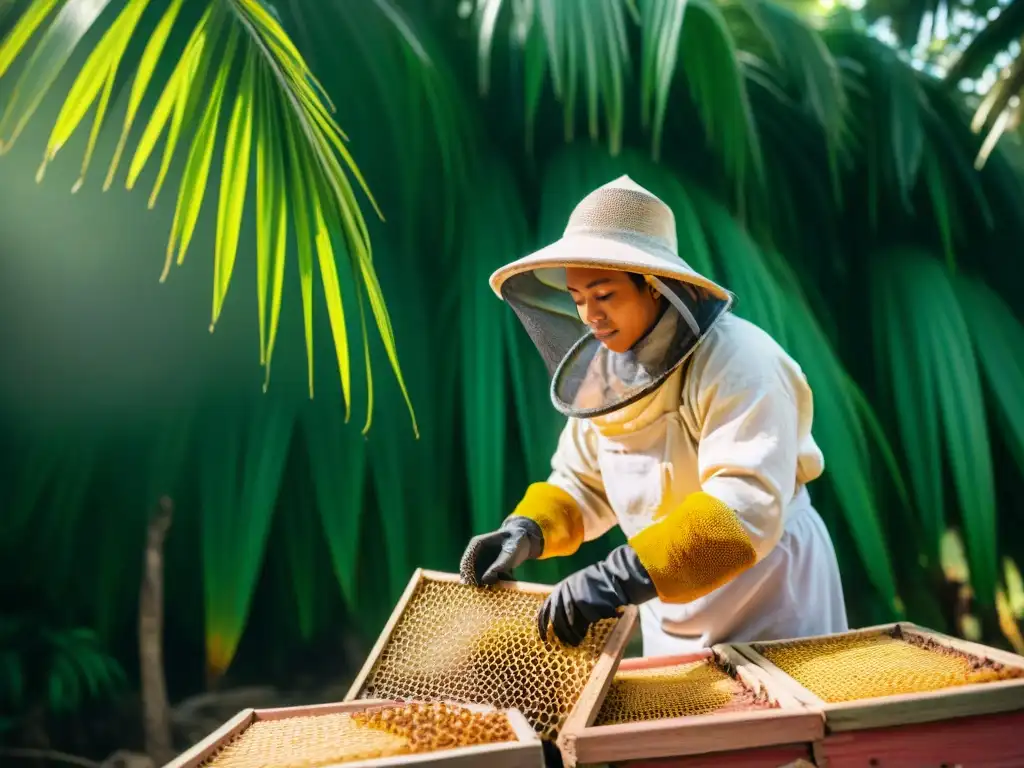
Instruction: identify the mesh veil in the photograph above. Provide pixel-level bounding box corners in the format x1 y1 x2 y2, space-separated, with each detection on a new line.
502 268 730 418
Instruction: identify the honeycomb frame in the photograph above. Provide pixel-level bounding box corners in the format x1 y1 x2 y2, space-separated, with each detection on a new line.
733 622 1024 734
558 645 824 766
344 568 637 755
161 699 543 768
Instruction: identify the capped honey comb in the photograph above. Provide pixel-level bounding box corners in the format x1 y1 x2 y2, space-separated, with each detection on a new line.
593 659 776 726
200 702 515 768
357 578 618 741
754 627 1024 703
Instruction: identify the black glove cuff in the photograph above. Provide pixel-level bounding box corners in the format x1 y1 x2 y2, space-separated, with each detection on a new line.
600 544 658 605
501 515 545 561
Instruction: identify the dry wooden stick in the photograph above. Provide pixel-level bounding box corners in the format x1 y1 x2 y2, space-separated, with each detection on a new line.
140 497 174 765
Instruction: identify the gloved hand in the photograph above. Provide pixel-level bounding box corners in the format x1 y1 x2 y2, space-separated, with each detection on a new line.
537 544 657 646
459 516 544 586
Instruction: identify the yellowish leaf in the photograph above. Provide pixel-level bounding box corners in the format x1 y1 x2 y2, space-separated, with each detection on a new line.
163 23 238 283
0 0 116 149
212 47 256 328
126 5 217 192
73 60 116 192
311 186 351 419
104 0 186 189
284 113 315 397
0 0 61 81
255 64 273 365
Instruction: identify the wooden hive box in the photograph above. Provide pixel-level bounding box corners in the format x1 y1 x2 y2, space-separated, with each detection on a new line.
733 622 1024 767
556 645 825 767
162 699 544 768
345 569 637 749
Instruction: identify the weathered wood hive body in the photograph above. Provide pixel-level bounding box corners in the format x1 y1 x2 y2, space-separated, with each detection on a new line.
166 583 1024 768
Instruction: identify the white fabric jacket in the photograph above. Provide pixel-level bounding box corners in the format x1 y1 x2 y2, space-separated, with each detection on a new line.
546 313 849 655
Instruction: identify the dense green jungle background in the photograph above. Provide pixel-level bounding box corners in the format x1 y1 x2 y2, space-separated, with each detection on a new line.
2 0 1024 763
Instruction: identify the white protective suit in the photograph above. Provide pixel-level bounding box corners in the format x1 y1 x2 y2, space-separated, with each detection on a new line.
489 174 849 655
547 312 849 656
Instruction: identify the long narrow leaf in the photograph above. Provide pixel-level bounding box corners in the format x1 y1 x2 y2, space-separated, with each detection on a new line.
212 45 256 328
0 0 114 147
873 250 998 609
163 22 238 283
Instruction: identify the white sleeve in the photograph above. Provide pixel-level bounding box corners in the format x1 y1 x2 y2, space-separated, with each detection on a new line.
687 321 813 562
547 417 619 542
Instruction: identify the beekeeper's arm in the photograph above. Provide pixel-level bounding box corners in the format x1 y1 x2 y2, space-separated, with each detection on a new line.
537 326 810 645
630 331 803 603
459 418 617 586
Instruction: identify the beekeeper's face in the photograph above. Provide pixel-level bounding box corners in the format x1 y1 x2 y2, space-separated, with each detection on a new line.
566 267 662 354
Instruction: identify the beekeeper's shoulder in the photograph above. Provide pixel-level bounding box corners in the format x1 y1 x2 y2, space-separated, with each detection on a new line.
688 313 802 394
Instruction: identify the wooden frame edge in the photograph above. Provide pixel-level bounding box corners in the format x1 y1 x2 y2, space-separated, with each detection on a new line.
819 677 1024 732
713 643 822 721
557 605 638 768
162 709 255 768
166 701 543 768
420 569 555 595
902 623 1024 669
346 568 426 700
616 649 714 671
560 644 824 766
730 642 827 710
736 624 1024 734
566 707 824 765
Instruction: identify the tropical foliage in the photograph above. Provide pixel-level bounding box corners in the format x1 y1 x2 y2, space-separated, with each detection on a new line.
1 0 1024 734
858 0 1024 164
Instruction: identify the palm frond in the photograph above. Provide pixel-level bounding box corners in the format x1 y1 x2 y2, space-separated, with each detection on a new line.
200 395 295 678
0 0 416 433
473 0 632 152
957 273 1024 475
727 0 849 194
871 249 998 611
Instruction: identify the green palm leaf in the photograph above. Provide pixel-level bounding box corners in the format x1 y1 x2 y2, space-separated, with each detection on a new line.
199 395 295 677
871 249 998 611
0 0 415 431
461 160 527 537
474 0 632 151
957 274 1024 476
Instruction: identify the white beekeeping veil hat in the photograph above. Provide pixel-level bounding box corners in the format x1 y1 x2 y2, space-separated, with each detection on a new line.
490 175 733 418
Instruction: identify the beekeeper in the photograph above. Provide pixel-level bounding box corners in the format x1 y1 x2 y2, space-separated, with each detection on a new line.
458 176 849 656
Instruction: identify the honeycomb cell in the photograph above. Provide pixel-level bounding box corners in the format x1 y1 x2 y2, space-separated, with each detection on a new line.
593 659 776 726
200 703 515 768
354 702 516 752
358 579 619 741
755 627 1024 703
